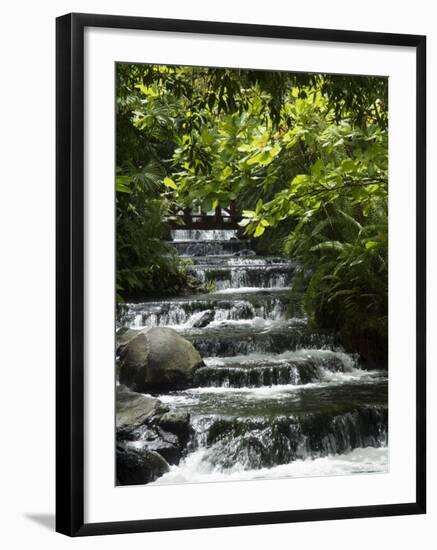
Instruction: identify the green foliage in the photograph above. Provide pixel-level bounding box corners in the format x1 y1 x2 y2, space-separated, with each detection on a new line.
120 64 387 217
116 66 201 301
286 201 388 365
116 190 193 301
117 63 388 363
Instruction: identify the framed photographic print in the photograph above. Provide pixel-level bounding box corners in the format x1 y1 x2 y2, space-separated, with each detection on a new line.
56 13 426 536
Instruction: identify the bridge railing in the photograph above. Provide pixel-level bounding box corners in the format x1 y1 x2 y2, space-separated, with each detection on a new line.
169 203 241 230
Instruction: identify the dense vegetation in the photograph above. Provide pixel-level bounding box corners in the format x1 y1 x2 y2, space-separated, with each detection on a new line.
116 67 201 300
116 64 388 364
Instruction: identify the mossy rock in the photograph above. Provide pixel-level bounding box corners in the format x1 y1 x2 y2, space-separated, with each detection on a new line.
119 327 203 392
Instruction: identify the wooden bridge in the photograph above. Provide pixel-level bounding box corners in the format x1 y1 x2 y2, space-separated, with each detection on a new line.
170 202 241 230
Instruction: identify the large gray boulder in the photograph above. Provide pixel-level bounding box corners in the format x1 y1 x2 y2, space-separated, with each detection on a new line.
119 327 203 392
116 445 169 485
116 327 140 355
116 386 161 429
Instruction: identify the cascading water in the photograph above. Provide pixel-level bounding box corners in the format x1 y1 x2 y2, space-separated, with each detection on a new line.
119 228 388 484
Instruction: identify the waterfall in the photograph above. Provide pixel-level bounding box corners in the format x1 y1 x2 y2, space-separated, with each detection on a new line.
171 229 239 241
193 350 360 388
117 226 388 485
186 405 388 470
117 291 295 329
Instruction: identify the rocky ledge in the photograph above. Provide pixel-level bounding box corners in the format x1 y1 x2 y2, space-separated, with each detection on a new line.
116 385 193 485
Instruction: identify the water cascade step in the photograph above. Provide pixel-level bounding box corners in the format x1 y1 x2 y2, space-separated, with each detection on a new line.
118 289 295 329
193 350 361 388
117 226 388 484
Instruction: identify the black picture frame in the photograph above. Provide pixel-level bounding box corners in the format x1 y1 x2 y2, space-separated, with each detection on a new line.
56 12 426 537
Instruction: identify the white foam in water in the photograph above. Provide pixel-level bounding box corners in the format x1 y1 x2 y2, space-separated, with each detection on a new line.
133 314 143 328
171 229 238 241
206 317 274 330
158 369 386 400
177 312 276 331
122 297 291 330
174 313 291 332
157 361 387 405
151 446 388 485
211 286 292 294
227 258 268 266
204 349 357 368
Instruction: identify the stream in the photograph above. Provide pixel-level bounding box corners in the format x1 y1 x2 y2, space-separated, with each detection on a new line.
119 229 388 484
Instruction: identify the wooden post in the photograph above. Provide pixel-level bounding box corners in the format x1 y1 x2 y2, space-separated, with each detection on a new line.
183 207 191 226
